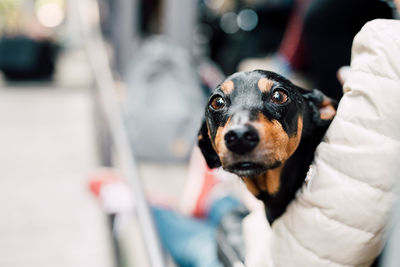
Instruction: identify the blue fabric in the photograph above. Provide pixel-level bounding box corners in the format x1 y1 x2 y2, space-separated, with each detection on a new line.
151 195 241 267
152 206 222 267
208 195 241 225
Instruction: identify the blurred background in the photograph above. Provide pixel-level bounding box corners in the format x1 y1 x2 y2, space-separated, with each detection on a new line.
0 0 397 267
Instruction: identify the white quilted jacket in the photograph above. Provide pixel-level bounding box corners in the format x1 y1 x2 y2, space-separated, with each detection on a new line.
243 19 400 267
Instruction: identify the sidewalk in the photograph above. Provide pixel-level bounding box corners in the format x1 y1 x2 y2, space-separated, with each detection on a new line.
0 50 114 267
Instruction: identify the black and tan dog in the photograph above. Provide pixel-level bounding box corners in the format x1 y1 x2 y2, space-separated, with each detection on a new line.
198 70 337 224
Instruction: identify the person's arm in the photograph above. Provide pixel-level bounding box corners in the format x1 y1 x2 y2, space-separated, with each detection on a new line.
244 19 400 267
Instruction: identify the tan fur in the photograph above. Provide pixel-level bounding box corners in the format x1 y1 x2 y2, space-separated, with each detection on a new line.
240 115 303 197
320 106 336 120
286 117 303 157
257 78 274 94
212 112 303 171
221 80 235 95
242 177 260 196
242 165 283 196
265 167 282 194
211 117 231 155
211 112 303 197
319 96 336 120
214 126 223 154
254 113 302 163
242 166 283 196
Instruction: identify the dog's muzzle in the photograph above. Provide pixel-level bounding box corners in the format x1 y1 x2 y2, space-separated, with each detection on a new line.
224 124 259 154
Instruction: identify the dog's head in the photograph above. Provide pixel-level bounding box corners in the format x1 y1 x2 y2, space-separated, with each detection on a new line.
198 70 336 191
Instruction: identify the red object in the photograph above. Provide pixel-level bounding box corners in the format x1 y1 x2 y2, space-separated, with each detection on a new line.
278 0 311 71
88 169 120 197
192 167 218 218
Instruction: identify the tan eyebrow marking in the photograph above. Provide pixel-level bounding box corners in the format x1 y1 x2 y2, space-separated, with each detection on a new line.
221 80 234 94
258 78 274 93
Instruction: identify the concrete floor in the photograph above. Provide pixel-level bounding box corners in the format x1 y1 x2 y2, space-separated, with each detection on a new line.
0 48 115 267
0 83 116 267
0 46 190 267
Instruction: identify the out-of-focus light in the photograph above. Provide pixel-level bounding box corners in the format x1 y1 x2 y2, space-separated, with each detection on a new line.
36 3 65 28
205 0 225 11
220 12 239 34
237 9 258 31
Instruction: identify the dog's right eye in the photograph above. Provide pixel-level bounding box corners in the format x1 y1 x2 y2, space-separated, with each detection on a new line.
271 89 288 104
209 96 226 110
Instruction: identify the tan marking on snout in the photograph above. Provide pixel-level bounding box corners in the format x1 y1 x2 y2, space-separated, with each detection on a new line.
253 113 302 164
214 126 223 154
257 78 274 93
207 126 218 153
221 80 235 94
209 117 232 156
241 115 303 196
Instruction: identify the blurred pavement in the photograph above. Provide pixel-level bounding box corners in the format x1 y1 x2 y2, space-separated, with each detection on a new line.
0 44 189 267
0 49 115 267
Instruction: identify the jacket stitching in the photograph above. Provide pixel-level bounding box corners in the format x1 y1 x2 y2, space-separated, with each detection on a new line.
282 220 353 267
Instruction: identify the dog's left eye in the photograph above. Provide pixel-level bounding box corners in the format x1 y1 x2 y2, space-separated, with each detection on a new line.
209 96 226 110
271 90 288 104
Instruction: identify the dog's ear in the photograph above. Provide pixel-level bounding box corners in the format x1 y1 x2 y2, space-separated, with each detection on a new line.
301 88 338 126
197 119 221 168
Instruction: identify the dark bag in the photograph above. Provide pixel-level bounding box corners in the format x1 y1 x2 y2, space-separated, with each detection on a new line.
0 36 57 80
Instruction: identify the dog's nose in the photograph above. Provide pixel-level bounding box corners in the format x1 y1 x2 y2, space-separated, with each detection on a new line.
224 125 259 154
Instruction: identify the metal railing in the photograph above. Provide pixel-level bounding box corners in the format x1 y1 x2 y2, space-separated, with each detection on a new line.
74 0 167 266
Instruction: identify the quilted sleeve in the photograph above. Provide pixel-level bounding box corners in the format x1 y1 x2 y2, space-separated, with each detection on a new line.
244 20 400 267
270 19 400 267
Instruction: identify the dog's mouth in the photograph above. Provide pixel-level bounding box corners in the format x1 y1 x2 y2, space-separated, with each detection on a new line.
225 162 268 177
224 160 282 177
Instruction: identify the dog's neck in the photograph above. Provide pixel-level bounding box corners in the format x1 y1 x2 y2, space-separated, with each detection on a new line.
249 119 329 225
